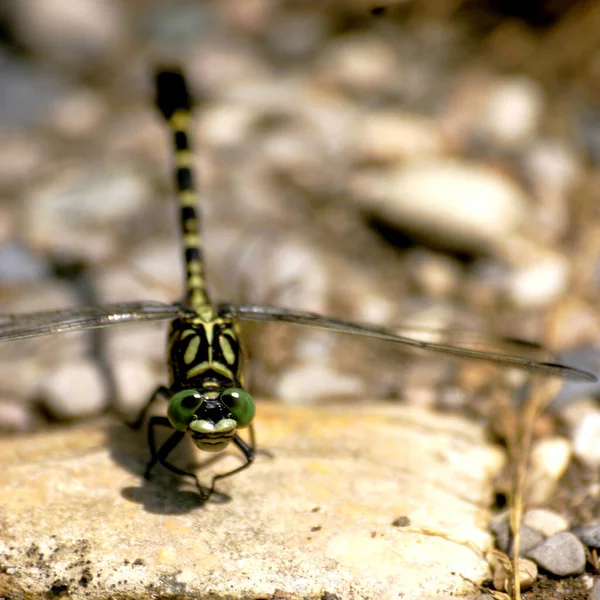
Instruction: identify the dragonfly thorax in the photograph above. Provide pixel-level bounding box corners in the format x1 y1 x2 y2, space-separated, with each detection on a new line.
167 314 244 390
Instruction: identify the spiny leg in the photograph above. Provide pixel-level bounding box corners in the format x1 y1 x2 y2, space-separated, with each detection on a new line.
144 416 208 495
206 434 255 499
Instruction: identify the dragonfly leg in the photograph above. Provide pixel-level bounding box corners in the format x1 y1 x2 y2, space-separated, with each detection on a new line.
128 385 169 430
143 416 207 495
205 434 255 499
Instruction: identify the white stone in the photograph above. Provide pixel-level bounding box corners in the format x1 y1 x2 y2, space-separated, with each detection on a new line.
12 0 126 69
480 77 544 148
505 253 569 308
39 360 106 419
573 411 600 468
317 34 401 92
112 357 162 417
530 436 572 480
523 508 569 537
199 103 257 148
350 159 528 252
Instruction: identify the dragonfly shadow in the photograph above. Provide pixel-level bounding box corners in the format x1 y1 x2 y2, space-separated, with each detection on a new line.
105 421 233 514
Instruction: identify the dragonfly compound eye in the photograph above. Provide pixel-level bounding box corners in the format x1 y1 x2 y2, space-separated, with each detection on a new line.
220 388 255 428
168 389 203 431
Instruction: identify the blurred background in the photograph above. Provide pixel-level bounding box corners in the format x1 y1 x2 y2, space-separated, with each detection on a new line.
0 0 599 431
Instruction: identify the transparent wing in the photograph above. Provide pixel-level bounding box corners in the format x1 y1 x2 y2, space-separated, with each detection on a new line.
0 301 180 342
221 303 597 382
387 324 546 355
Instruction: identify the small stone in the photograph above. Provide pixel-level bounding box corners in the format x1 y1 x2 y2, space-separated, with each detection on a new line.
11 0 126 70
493 558 538 592
0 399 34 432
47 88 107 139
589 577 600 600
573 411 600 468
480 77 544 148
523 508 569 537
492 521 545 556
112 358 161 417
0 134 48 191
530 436 572 480
526 532 586 576
516 558 538 591
571 522 600 548
199 103 257 149
40 360 106 420
506 253 569 308
525 436 573 504
405 250 460 298
25 165 151 262
317 34 401 93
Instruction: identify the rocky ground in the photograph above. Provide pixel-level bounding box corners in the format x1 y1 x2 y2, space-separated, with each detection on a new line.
0 1 599 599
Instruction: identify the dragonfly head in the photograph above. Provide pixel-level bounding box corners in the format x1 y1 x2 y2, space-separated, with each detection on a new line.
167 387 255 452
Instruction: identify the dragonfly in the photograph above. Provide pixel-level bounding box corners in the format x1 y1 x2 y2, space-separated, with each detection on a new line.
0 69 595 501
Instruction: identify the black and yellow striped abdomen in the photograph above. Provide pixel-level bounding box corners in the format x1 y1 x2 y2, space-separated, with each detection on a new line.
155 69 209 311
167 312 244 392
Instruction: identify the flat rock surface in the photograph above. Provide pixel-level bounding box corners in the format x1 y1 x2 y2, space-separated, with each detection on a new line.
0 402 504 599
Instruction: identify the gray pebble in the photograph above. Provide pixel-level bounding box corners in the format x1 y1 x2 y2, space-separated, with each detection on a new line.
492 521 545 556
526 531 586 576
572 522 600 548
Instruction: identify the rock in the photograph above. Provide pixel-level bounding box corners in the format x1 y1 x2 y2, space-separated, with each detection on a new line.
526 532 586 576
571 522 600 549
47 87 107 139
493 558 538 592
317 34 401 93
0 399 34 432
350 159 528 254
0 134 48 192
24 165 151 262
0 402 504 599
573 411 600 468
111 358 162 417
39 359 106 419
0 242 49 283
10 0 126 71
505 252 570 308
523 508 569 537
491 521 545 557
527 436 572 504
480 77 544 148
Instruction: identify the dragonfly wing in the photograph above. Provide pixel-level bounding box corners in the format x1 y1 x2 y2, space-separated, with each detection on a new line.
0 301 180 342
387 325 549 357
221 303 597 382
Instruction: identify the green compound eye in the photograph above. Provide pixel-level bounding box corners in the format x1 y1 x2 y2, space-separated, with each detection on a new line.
168 389 203 431
220 388 255 428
